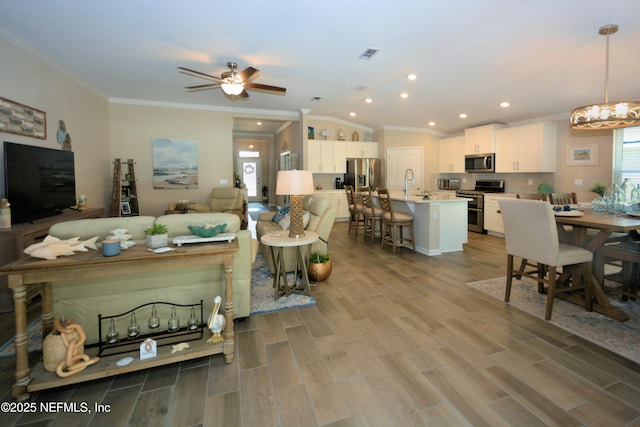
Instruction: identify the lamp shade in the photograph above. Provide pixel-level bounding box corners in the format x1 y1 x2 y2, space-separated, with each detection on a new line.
276 170 315 195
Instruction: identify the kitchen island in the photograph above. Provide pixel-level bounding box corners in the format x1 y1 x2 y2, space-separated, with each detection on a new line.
378 191 470 256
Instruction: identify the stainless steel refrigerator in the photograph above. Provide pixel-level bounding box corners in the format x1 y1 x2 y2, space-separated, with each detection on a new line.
344 158 385 192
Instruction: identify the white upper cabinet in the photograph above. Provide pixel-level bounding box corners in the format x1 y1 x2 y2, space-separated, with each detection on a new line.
346 141 378 158
495 122 557 173
306 140 347 173
438 136 465 173
464 124 506 154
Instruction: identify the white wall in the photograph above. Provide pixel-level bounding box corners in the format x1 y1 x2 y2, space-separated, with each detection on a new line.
109 103 234 217
0 37 110 211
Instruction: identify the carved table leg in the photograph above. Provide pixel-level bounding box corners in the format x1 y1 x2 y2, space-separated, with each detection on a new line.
9 274 31 401
39 282 54 337
222 253 235 363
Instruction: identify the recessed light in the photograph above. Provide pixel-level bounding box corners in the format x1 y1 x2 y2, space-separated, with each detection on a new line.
400 93 409 99
256 121 262 125
500 101 510 108
349 112 356 117
365 98 373 104
408 74 417 81
428 121 436 126
459 113 467 119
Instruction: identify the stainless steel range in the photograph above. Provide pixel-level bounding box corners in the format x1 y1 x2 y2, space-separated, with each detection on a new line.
456 180 505 233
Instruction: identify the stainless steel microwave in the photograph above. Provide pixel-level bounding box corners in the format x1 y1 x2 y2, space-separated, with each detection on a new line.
465 153 495 173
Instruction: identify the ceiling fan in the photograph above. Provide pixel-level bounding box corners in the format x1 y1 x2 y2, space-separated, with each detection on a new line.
178 62 286 98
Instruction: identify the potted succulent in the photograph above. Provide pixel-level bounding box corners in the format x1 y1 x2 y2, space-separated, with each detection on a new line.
307 252 332 282
145 223 168 249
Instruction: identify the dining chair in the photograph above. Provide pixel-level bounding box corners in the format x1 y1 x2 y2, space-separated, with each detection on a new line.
516 193 547 201
514 193 548 280
548 192 578 205
360 187 383 244
345 185 365 237
378 188 415 254
499 198 595 320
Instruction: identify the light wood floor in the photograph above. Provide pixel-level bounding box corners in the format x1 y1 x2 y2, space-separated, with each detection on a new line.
1 221 639 426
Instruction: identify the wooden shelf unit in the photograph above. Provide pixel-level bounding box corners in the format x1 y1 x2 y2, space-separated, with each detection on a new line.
110 158 140 217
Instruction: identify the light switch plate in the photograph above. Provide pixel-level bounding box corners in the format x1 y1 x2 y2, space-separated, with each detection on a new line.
220 179 228 185
574 179 584 187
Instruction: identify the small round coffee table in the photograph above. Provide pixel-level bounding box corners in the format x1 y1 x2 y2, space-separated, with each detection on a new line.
260 231 319 300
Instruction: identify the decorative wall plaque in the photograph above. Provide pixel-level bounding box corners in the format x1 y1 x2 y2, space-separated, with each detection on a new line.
0 96 46 139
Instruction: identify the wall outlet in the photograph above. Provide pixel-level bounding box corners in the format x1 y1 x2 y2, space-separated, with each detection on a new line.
528 179 533 186
574 179 584 187
220 179 228 185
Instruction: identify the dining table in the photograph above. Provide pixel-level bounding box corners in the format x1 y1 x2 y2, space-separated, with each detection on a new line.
554 210 640 322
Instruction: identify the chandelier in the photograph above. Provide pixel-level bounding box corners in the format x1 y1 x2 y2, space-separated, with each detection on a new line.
570 24 640 130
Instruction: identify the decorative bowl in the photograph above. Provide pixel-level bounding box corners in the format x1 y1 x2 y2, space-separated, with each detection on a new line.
188 223 226 238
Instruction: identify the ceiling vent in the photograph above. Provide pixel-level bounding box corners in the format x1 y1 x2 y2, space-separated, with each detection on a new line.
358 48 380 60
354 85 370 91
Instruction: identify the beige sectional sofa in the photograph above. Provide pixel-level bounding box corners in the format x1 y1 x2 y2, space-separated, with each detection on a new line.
256 195 336 273
48 212 257 344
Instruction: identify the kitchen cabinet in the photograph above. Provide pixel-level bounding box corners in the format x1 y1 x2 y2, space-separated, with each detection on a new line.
306 140 346 173
346 141 378 158
438 136 465 173
314 190 349 221
495 122 557 173
483 193 515 235
464 124 505 154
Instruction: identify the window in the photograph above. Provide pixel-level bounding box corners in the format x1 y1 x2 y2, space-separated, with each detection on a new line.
613 126 640 186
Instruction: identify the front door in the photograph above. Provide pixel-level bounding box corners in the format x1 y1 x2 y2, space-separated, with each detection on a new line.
237 159 261 203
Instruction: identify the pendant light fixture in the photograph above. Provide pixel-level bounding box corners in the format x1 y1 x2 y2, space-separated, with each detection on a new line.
570 24 640 130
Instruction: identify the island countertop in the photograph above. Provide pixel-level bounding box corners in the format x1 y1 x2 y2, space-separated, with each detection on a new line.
383 191 472 204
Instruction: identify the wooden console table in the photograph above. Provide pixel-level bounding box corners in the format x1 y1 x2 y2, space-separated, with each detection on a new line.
0 239 238 401
0 207 104 313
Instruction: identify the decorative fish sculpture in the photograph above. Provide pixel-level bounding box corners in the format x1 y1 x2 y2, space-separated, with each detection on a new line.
24 235 99 260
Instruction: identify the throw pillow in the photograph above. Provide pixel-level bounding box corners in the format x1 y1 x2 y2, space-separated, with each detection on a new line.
272 205 290 223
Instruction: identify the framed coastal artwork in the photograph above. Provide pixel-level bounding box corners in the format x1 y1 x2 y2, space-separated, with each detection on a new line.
152 138 199 189
566 144 599 166
0 96 46 139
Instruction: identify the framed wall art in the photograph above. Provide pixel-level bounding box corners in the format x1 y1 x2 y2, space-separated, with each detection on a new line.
121 201 131 215
0 96 46 139
566 144 599 166
152 138 199 189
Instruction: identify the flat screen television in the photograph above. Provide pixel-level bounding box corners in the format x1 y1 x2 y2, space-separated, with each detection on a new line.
3 141 76 223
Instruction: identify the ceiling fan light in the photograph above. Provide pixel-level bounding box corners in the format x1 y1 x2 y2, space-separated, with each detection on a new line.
571 24 640 130
221 82 244 96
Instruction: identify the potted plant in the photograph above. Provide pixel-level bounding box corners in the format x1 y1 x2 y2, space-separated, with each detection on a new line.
307 252 332 282
145 223 168 249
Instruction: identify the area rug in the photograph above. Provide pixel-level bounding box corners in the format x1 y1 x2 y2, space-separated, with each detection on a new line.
250 253 316 315
0 253 315 357
467 277 640 364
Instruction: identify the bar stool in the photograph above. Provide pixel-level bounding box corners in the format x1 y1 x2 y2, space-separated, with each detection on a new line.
378 188 415 254
345 185 364 236
360 188 383 244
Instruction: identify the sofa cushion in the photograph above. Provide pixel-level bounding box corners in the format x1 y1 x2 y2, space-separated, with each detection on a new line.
49 216 155 244
278 210 310 231
156 212 240 237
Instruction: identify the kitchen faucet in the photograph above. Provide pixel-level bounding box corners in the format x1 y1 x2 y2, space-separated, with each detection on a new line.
404 168 415 198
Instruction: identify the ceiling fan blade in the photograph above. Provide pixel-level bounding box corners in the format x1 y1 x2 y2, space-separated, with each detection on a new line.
185 83 220 90
238 66 259 82
245 82 287 93
177 66 222 82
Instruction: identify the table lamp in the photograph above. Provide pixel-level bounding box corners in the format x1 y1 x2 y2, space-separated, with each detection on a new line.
276 170 315 238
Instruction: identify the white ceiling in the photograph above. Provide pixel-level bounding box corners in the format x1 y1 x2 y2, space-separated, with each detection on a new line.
1 0 639 136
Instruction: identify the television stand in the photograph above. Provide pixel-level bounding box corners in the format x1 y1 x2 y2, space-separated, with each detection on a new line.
0 207 104 313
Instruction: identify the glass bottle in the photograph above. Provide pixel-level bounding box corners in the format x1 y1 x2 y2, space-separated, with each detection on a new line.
168 306 180 332
187 306 199 331
148 304 160 330
127 311 140 338
106 318 119 344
